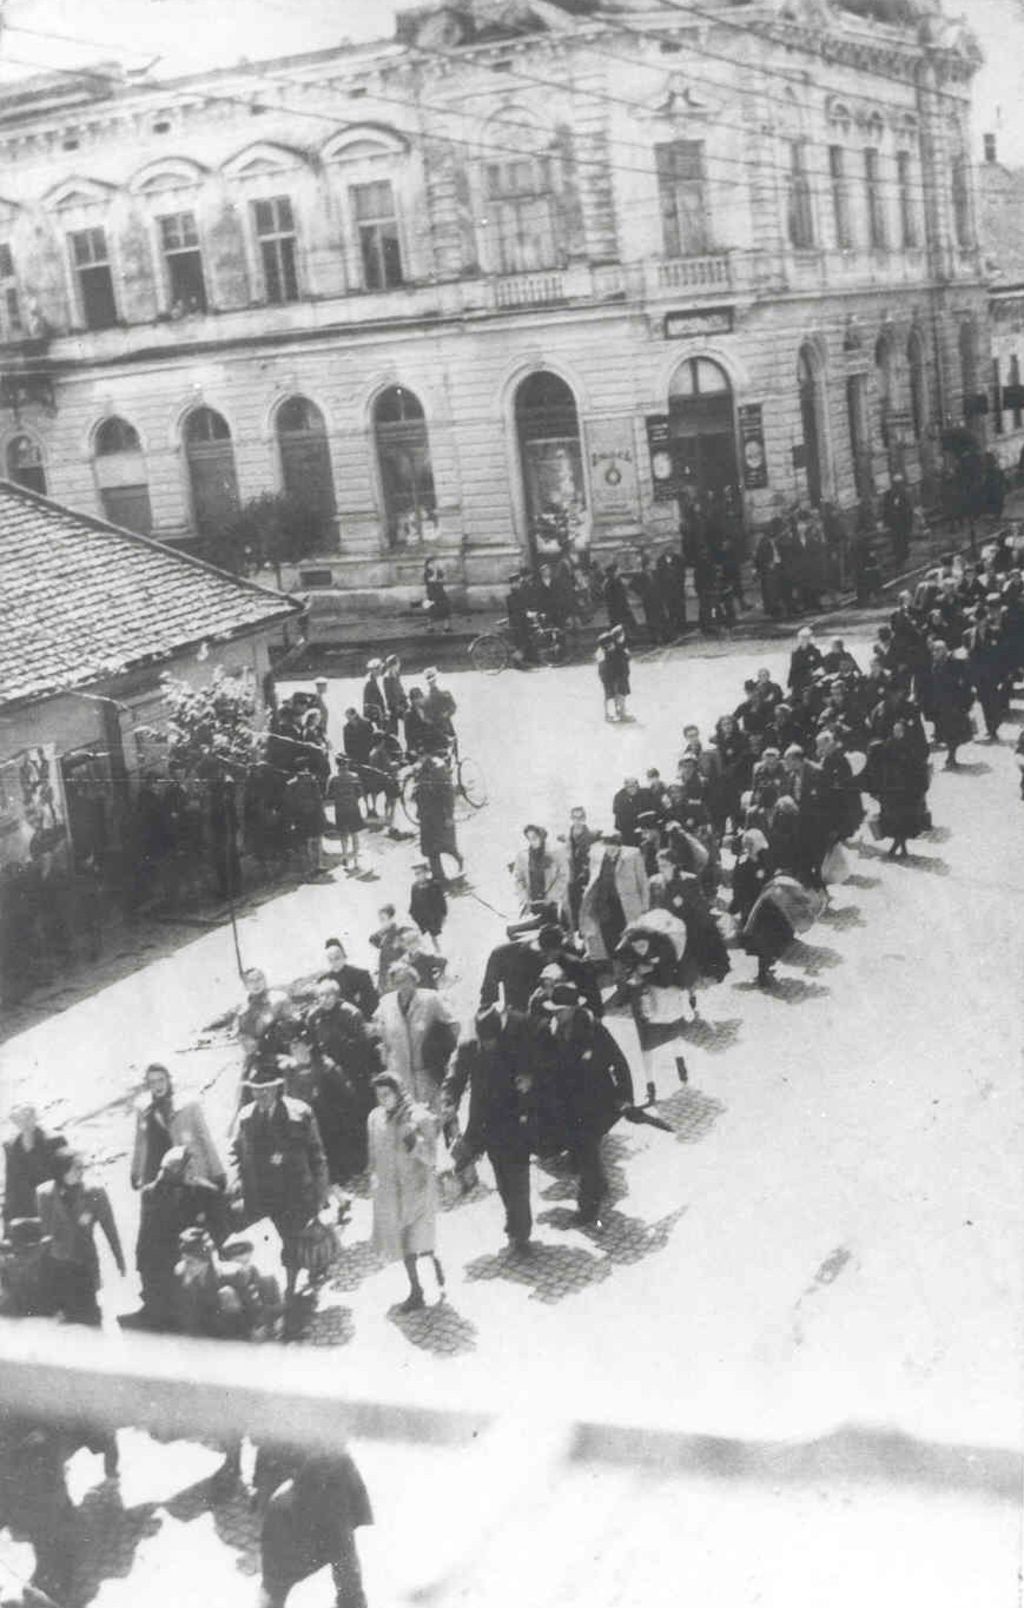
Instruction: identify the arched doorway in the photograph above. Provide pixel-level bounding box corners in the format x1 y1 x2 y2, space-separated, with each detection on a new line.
373 385 437 547
184 406 239 538
514 371 585 559
7 432 46 495
797 347 825 506
667 357 738 500
94 416 152 534
275 396 337 546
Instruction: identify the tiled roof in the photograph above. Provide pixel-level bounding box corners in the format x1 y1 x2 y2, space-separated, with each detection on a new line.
0 480 301 709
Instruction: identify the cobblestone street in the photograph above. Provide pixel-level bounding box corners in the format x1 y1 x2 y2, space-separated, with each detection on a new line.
1 631 1021 1606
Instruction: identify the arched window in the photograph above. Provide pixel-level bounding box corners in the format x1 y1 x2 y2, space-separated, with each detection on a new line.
798 347 825 506
373 386 436 548
94 415 153 534
7 433 46 495
1010 354 1023 432
183 406 239 538
514 372 585 558
667 356 738 499
275 396 336 545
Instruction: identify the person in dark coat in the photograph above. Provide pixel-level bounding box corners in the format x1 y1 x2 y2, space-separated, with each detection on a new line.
596 626 631 721
813 729 864 845
362 660 388 729
882 476 914 565
305 980 380 1184
255 1443 373 1608
602 562 636 638
531 983 634 1226
341 708 375 769
966 601 1010 741
413 756 464 884
787 627 823 696
285 767 325 880
924 641 975 768
861 721 930 858
3 1105 66 1231
628 551 668 643
320 939 380 1021
132 1146 228 1330
729 830 774 927
327 757 363 875
409 860 447 949
657 550 687 635
446 1006 542 1253
36 1149 126 1328
423 558 452 631
381 654 408 736
479 923 603 1017
231 1067 329 1325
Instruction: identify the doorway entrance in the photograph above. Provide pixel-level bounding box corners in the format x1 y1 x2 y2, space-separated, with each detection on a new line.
667 357 739 499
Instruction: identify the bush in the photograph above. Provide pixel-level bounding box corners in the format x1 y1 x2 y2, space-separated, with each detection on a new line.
205 492 323 583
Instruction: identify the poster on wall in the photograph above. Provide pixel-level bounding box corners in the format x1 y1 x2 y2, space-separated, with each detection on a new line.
0 744 69 869
738 403 769 490
585 416 641 522
645 414 680 502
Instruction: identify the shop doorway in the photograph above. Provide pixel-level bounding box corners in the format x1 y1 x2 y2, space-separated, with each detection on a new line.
515 371 586 561
667 357 738 499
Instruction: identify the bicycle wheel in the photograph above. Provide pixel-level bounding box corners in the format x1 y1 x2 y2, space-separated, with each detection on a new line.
400 771 420 827
457 754 488 810
468 633 510 674
539 627 571 667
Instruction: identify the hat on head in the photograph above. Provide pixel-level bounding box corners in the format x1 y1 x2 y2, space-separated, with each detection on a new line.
389 961 419 987
219 1235 255 1261
543 982 579 1010
424 666 438 679
366 658 383 673
314 676 328 688
601 830 623 845
523 823 547 838
243 1063 285 1089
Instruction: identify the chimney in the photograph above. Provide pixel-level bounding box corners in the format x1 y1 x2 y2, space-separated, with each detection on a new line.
984 132 997 164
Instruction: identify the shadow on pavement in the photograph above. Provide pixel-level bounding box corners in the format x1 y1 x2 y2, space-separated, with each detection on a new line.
74 1481 164 1605
653 1086 727 1145
680 1013 743 1054
733 976 832 1006
888 851 952 876
538 1205 687 1269
387 1298 477 1357
946 759 992 775
784 938 843 973
844 871 881 889
465 1238 611 1304
323 1237 384 1296
819 903 866 930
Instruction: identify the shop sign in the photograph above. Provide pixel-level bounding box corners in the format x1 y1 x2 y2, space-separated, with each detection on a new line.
645 414 679 502
585 416 640 520
664 307 734 339
738 402 769 489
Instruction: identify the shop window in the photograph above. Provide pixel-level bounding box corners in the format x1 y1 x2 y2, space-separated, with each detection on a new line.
655 140 709 257
69 226 118 330
373 386 436 547
253 196 299 304
158 211 206 315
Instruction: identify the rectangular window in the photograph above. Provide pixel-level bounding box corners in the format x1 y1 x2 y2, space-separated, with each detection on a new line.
158 211 206 314
828 146 852 249
0 243 21 338
952 157 972 249
253 195 299 305
69 226 117 330
484 158 558 274
787 142 815 250
992 358 1004 434
655 140 710 257
896 151 917 248
864 149 886 249
350 180 403 290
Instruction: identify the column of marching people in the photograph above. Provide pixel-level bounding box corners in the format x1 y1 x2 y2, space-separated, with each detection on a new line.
4 534 1024 1602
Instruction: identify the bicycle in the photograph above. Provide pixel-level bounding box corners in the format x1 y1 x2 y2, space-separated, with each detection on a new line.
467 613 577 675
399 736 488 826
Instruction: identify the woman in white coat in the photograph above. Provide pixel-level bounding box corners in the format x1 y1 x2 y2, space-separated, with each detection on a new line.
367 1073 441 1313
579 834 650 962
373 963 458 1111
130 1063 225 1191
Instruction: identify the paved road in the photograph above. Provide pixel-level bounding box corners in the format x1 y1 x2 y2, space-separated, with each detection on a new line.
1 633 1021 1605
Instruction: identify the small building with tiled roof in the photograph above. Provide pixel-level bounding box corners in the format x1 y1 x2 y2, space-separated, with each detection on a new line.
0 479 302 872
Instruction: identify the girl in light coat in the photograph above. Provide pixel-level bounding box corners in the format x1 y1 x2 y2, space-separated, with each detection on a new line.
130 1063 225 1191
367 1073 441 1314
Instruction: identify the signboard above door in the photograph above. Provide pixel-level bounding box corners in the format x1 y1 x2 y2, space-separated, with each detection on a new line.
664 308 734 339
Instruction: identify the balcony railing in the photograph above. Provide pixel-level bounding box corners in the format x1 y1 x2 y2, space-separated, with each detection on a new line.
652 254 733 293
493 270 567 309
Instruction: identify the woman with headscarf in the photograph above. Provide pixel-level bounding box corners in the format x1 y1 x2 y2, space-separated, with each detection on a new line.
367 1072 442 1314
130 1063 225 1192
861 718 931 858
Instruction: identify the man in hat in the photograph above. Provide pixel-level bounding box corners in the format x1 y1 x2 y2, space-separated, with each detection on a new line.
447 1006 541 1255
511 824 568 919
362 659 387 730
506 571 537 663
231 1066 329 1327
480 921 603 1016
635 812 663 877
256 1442 373 1608
532 982 634 1228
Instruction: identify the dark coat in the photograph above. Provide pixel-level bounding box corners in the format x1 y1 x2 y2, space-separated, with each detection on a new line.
3 1130 65 1230
447 1018 545 1165
362 676 387 728
342 715 375 766
259 1449 372 1595
136 1176 227 1282
415 766 459 860
410 878 448 937
531 1009 634 1147
231 1096 328 1233
319 963 379 1022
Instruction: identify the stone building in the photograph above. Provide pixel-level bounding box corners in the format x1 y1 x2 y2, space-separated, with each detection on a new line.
977 134 1024 478
0 0 989 601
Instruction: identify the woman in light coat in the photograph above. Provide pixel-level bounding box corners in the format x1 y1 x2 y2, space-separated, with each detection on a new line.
367 1073 441 1313
511 824 569 919
372 964 458 1110
130 1063 225 1191
578 836 650 962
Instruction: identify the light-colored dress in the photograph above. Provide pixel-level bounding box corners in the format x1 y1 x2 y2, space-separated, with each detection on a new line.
367 1101 438 1263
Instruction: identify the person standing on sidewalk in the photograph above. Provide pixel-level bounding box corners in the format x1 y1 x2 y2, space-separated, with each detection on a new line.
367 1072 443 1313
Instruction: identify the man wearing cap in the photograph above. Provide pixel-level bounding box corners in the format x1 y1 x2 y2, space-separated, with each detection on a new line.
362 660 387 730
446 1006 541 1254
232 1067 329 1325
532 982 634 1228
480 921 603 1017
512 824 569 919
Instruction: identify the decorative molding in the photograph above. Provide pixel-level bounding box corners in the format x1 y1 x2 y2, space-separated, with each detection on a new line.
128 156 209 195
220 140 312 179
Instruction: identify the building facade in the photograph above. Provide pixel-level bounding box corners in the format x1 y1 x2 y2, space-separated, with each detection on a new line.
0 0 989 597
977 140 1024 477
